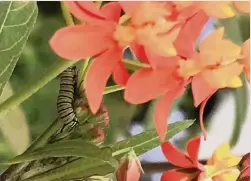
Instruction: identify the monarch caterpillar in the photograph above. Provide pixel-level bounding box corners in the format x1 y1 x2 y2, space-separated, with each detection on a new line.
57 66 79 131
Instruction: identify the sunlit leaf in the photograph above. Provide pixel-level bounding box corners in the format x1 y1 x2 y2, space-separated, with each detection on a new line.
21 158 115 181
2 140 116 166
0 1 38 96
110 120 194 158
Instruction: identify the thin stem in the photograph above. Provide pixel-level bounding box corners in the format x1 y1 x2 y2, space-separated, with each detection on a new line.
103 85 125 95
122 59 150 71
77 58 91 90
60 2 74 25
0 60 76 117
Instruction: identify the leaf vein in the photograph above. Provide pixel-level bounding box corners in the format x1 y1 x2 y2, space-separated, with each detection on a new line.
9 1 29 12
0 2 12 35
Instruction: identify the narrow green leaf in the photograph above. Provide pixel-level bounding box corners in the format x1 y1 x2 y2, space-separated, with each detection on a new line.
21 158 115 181
230 75 249 147
2 140 114 165
110 120 194 158
0 2 38 96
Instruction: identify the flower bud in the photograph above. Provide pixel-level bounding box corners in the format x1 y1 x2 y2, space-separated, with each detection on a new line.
116 149 144 181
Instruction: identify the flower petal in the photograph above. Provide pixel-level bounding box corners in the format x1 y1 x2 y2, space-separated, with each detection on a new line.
174 10 209 58
233 1 250 14
124 68 180 104
192 73 217 107
49 25 114 60
100 2 121 22
237 165 250 181
154 85 185 142
85 48 122 114
202 62 243 89
211 143 242 167
116 149 143 181
212 169 240 181
65 2 105 24
199 94 213 140
199 28 241 67
161 142 194 168
186 136 201 162
239 153 250 171
241 39 250 83
130 42 150 64
161 169 197 181
112 62 130 86
145 48 180 69
201 2 235 19
119 2 141 17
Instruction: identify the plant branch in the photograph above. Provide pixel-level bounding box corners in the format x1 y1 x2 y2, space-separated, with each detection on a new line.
103 85 125 95
0 118 64 181
0 60 76 117
60 2 74 25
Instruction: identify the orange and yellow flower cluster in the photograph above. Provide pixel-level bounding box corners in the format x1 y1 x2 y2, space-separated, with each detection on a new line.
161 136 249 181
50 1 250 142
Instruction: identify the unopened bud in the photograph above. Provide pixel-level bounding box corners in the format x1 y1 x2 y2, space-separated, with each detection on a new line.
116 149 144 181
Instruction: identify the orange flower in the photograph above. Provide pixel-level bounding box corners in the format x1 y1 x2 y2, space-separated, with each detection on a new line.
124 11 209 141
161 137 205 181
119 2 182 57
233 1 250 14
173 1 236 19
204 143 242 181
178 28 244 139
241 39 250 83
50 2 131 114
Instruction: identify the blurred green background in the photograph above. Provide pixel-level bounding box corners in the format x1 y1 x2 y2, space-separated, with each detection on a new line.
0 2 249 179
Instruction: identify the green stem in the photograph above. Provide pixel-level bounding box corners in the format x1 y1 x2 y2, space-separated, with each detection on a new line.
103 85 125 95
60 2 74 25
122 59 150 71
77 58 91 89
0 60 76 117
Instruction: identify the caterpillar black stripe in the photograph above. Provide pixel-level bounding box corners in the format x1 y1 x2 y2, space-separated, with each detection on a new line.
57 66 78 131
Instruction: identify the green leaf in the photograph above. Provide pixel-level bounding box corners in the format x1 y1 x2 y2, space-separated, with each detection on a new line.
230 74 249 147
110 120 194 158
21 158 115 181
0 2 38 96
2 140 115 165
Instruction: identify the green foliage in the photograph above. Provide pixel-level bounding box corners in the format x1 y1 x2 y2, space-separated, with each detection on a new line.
2 140 116 165
0 2 38 97
22 158 115 181
110 120 194 158
218 14 250 147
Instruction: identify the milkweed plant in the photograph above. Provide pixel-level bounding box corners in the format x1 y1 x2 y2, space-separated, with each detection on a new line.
0 1 250 181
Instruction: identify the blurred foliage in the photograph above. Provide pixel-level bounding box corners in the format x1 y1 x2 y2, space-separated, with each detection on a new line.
0 84 30 157
217 14 250 147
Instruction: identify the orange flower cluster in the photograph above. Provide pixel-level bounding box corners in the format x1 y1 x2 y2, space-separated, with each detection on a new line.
50 1 250 142
161 136 245 181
